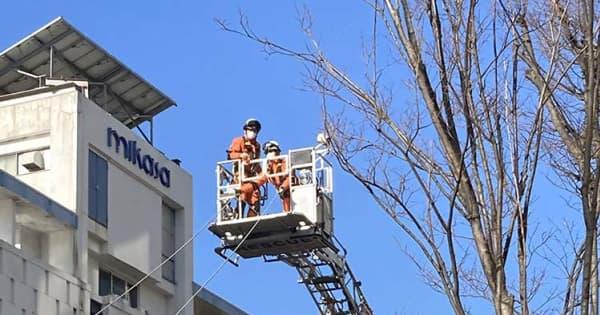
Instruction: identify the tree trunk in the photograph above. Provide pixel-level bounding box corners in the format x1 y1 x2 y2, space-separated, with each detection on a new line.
591 231 598 315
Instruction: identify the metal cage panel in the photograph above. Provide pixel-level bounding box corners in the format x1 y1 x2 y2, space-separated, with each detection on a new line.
211 146 334 255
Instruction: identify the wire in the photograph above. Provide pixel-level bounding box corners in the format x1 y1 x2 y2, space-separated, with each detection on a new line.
173 216 263 315
94 216 216 315
174 196 277 315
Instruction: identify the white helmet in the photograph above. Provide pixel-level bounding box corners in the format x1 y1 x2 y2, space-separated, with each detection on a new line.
263 140 281 154
243 118 261 132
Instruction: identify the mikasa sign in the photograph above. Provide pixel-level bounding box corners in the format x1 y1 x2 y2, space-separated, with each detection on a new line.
107 127 171 188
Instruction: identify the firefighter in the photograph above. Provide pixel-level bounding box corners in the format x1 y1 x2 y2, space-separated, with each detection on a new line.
227 118 262 217
257 140 292 212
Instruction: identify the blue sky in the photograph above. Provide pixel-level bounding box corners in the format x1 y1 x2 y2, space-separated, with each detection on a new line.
0 1 579 314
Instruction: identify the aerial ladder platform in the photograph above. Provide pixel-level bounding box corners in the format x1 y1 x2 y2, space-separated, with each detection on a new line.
209 142 372 315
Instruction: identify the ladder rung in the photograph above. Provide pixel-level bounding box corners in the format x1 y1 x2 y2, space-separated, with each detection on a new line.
311 276 339 284
312 288 340 294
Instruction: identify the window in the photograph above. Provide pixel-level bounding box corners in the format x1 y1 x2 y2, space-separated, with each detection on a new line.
88 150 108 226
98 269 138 309
112 277 125 296
99 270 111 296
90 299 103 315
162 204 176 283
129 285 138 309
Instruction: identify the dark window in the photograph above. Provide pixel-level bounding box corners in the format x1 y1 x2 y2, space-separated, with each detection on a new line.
162 204 176 283
112 277 125 296
129 284 138 309
90 299 102 315
98 269 138 309
88 150 108 226
99 270 111 296
162 255 175 283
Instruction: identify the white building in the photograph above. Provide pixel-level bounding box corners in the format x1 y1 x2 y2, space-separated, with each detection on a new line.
0 17 246 315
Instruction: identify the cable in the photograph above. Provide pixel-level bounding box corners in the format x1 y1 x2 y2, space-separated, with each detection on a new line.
94 216 216 315
174 196 277 315
174 216 263 315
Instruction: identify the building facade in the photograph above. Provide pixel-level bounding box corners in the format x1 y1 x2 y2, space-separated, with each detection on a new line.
0 18 246 315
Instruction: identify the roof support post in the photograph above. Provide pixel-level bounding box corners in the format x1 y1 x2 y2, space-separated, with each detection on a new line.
150 117 154 145
49 45 54 77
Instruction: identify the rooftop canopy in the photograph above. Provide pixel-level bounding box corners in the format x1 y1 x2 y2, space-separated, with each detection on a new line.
0 17 176 127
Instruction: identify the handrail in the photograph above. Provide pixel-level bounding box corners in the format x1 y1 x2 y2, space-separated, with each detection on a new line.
216 146 333 222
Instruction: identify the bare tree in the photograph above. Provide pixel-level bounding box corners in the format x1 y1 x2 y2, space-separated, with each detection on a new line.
217 1 549 313
506 0 600 314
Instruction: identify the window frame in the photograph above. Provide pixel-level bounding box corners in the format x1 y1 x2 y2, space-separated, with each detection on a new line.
98 269 138 309
88 150 108 227
161 204 177 283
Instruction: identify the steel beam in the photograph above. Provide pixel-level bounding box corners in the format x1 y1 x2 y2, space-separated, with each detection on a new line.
0 29 73 78
50 47 143 116
96 66 126 83
49 47 152 143
144 98 168 116
1 45 42 94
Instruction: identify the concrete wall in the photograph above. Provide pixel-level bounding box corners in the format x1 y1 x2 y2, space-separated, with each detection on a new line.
0 87 198 315
139 282 169 315
0 199 16 246
106 164 162 276
0 89 78 211
0 239 84 314
0 89 82 312
78 93 194 314
0 197 76 278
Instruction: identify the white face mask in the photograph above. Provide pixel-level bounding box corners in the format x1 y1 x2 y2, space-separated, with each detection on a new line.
266 152 277 159
245 130 257 140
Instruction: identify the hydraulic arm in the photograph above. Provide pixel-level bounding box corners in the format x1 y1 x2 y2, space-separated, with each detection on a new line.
268 238 372 315
211 143 373 314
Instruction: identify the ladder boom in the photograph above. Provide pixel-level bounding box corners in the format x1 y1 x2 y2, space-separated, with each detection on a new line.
210 144 372 314
275 245 372 315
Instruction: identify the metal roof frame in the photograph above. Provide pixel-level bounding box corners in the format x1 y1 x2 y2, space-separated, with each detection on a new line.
0 17 176 129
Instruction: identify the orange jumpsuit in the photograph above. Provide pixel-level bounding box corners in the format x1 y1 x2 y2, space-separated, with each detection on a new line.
227 136 261 216
256 159 291 212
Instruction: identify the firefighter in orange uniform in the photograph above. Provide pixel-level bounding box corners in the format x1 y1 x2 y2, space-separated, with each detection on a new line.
227 118 262 217
257 140 292 212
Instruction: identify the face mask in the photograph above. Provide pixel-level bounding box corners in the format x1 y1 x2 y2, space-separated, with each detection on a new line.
245 130 257 140
266 152 276 159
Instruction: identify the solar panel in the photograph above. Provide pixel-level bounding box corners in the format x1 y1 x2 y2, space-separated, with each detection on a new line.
0 17 176 128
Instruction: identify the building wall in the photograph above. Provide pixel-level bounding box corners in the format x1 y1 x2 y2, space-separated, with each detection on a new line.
0 239 85 314
139 282 169 315
0 87 196 315
0 91 78 277
78 93 194 314
0 89 78 211
106 164 162 276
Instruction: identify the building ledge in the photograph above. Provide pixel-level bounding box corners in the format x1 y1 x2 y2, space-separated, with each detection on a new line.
0 238 82 286
0 169 77 228
193 283 248 315
0 83 80 104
